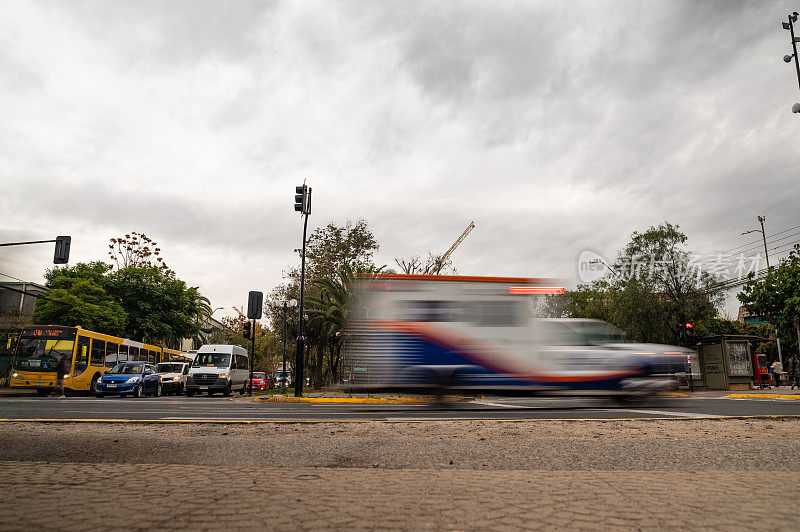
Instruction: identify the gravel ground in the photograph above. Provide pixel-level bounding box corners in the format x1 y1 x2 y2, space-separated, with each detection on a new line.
1 418 798 470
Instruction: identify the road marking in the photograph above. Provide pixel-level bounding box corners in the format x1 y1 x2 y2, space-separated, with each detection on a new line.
725 394 800 400
472 400 530 409
606 409 719 418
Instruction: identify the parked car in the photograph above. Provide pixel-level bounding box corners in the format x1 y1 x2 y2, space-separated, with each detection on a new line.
96 362 161 398
245 372 267 393
156 362 189 395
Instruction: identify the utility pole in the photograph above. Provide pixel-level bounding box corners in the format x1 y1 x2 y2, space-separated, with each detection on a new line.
758 216 770 269
781 12 800 113
293 183 312 397
742 216 770 270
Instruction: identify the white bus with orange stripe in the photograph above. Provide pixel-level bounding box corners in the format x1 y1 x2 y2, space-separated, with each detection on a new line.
345 274 686 396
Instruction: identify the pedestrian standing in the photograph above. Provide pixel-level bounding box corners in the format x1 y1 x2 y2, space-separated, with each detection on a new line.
56 353 71 398
789 356 800 390
770 359 783 388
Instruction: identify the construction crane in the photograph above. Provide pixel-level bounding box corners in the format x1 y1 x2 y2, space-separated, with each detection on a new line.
425 221 476 275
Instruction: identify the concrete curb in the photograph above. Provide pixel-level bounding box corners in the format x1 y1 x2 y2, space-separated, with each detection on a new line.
725 394 800 400
252 396 462 404
1 414 800 424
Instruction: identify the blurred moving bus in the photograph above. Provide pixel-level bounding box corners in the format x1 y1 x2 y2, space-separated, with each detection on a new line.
10 325 185 396
346 274 689 398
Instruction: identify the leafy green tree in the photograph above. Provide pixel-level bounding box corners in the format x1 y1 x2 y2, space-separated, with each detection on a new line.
105 266 211 346
546 222 722 344
739 244 800 358
274 219 383 388
305 219 379 280
32 262 127 335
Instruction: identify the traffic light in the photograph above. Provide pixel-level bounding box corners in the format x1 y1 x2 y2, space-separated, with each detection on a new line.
243 321 251 339
53 236 71 264
685 322 694 344
294 184 311 215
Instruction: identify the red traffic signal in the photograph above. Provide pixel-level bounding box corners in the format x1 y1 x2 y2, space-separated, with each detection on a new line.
685 322 694 329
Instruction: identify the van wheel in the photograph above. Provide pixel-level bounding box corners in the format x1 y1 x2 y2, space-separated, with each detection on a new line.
186 390 194 397
223 383 231 397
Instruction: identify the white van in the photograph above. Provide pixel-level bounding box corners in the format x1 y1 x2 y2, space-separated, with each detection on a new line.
185 344 249 397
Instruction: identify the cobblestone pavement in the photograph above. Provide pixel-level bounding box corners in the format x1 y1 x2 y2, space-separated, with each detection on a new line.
1 463 798 531
1 419 799 530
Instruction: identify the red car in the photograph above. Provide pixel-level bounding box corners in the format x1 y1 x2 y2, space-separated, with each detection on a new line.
245 372 267 392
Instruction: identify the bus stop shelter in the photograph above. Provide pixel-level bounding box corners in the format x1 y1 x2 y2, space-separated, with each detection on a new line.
694 334 771 390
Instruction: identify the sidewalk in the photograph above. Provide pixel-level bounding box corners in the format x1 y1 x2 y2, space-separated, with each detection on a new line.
0 387 35 397
682 387 800 399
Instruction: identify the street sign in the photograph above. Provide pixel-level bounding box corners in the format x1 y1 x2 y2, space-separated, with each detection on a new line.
247 291 263 320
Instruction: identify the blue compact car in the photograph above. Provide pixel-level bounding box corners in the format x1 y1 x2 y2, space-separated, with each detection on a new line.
96 362 162 398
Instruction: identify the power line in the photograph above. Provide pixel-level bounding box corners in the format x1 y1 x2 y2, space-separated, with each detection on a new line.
0 271 27 283
716 224 800 255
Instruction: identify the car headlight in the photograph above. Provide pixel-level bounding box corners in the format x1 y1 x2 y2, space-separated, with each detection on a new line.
125 376 139 384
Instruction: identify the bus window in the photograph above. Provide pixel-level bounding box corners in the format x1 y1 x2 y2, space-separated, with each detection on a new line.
129 347 140 361
149 350 157 363
471 301 524 327
74 336 90 375
106 342 119 367
400 301 461 322
117 345 129 362
90 339 106 367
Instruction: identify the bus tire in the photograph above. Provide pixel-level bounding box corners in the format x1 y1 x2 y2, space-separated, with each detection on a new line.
37 389 49 397
96 393 104 398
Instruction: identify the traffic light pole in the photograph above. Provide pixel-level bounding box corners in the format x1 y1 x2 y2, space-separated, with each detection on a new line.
281 302 287 394
0 236 71 264
295 198 310 397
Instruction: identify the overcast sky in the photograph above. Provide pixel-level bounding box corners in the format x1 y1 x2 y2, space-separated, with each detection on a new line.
1 0 799 320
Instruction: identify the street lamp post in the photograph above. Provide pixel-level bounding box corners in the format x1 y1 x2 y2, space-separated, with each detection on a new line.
781 12 800 112
271 298 297 394
741 215 770 270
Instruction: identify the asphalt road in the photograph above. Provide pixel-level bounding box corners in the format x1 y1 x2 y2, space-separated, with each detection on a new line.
1 394 799 421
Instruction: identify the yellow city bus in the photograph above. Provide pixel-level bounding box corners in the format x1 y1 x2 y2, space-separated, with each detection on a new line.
162 347 192 364
9 325 184 396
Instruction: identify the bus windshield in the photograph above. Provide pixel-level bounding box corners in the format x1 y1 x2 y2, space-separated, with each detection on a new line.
108 364 144 374
13 337 74 372
192 353 231 368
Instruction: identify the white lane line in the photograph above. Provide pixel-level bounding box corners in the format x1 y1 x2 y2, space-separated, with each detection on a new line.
602 408 718 418
472 400 530 409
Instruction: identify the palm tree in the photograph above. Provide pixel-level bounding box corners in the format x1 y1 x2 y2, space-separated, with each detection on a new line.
307 264 385 383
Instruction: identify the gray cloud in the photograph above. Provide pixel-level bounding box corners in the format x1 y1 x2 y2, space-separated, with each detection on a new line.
2 0 798 318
